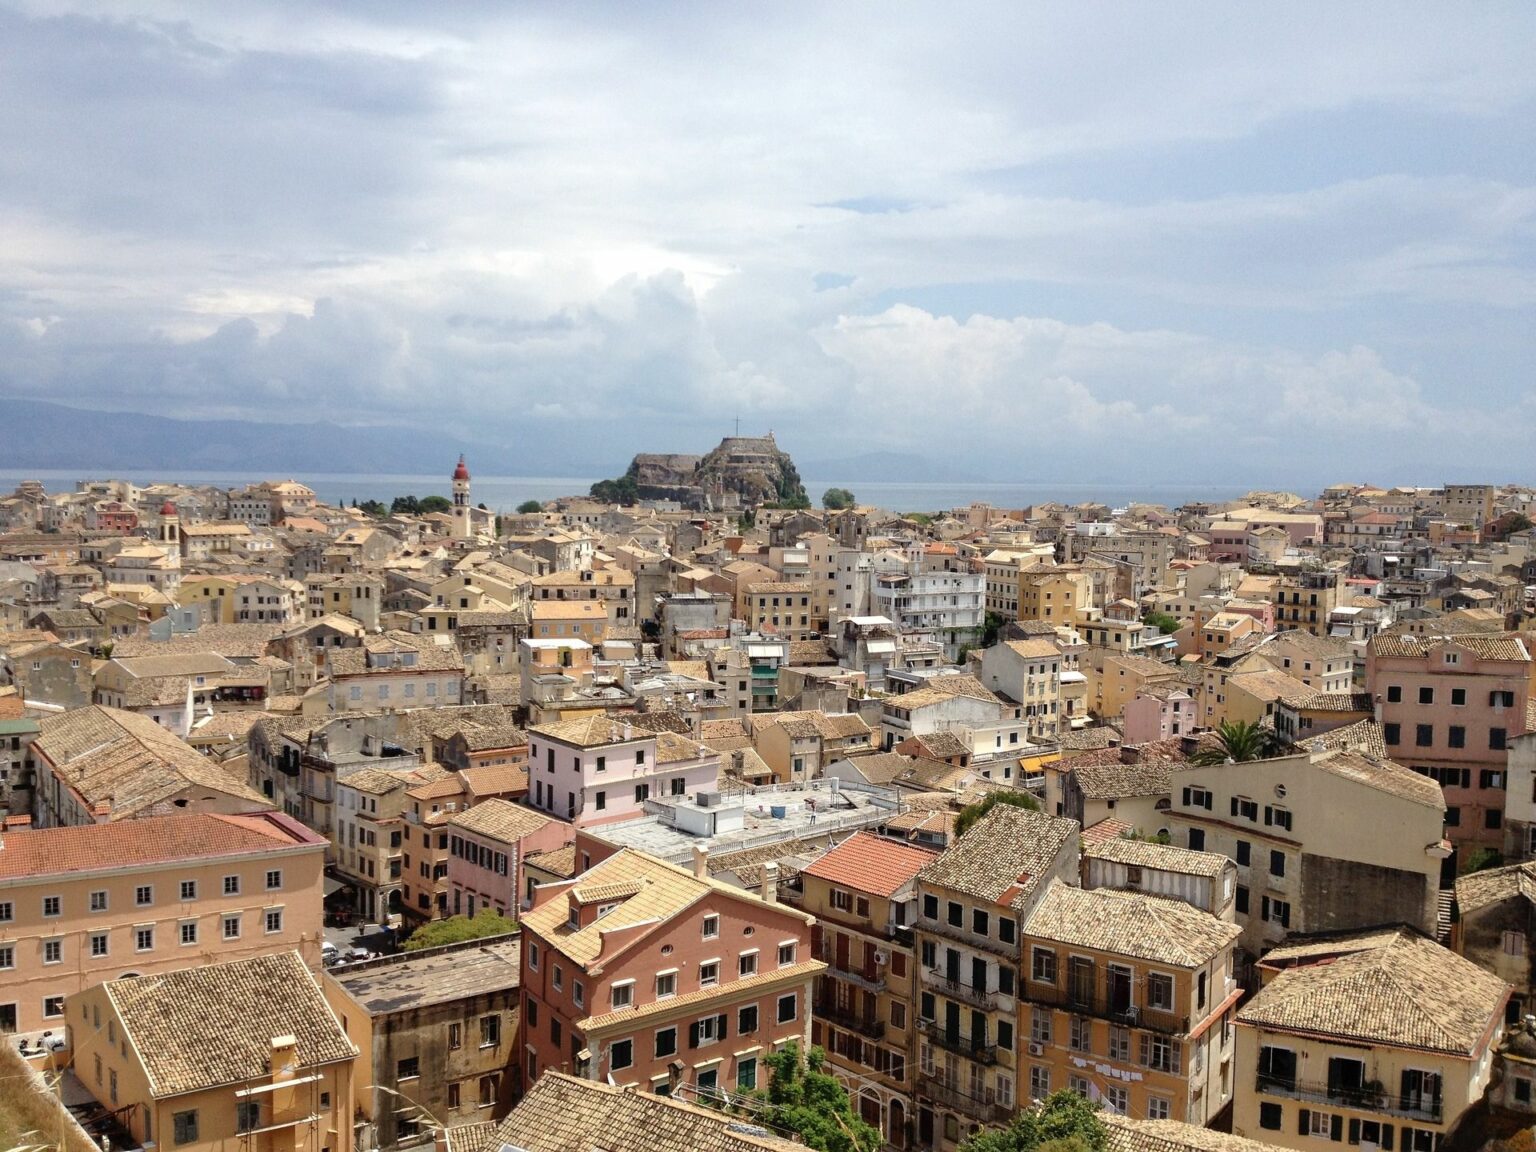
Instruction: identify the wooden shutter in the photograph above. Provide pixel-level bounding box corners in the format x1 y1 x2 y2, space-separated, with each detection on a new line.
716 1012 729 1040
1331 1115 1344 1142
688 1021 700 1049
1349 1119 1361 1145
1299 1109 1311 1135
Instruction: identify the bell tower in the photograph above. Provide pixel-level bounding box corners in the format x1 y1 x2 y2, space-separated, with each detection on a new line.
451 456 472 539
158 500 180 558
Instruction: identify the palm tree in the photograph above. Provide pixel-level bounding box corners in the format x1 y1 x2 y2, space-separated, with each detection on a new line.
1188 719 1285 766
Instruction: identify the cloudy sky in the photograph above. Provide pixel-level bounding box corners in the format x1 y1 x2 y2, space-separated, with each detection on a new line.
1 3 1533 484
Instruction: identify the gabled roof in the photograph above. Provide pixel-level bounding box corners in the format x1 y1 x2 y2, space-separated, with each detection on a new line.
1240 927 1508 1054
1455 861 1536 916
1024 880 1240 967
800 830 936 899
1084 835 1230 879
917 804 1078 908
449 798 557 845
106 952 356 1097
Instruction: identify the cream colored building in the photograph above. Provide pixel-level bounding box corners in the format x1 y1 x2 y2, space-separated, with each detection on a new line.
1233 927 1508 1152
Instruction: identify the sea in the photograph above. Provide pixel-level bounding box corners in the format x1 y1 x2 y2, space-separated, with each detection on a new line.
0 470 1256 515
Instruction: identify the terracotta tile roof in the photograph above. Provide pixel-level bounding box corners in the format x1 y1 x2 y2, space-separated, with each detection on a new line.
524 844 579 879
1370 633 1530 662
531 714 653 748
1004 638 1063 659
1454 861 1536 916
918 805 1078 908
449 798 558 845
0 811 320 880
106 951 356 1097
1279 691 1373 712
1084 835 1231 878
800 831 937 899
1297 718 1387 758
1310 749 1445 809
485 1071 807 1151
1105 1116 1293 1152
1071 759 1173 800
1239 927 1508 1054
655 730 710 764
458 763 529 798
1025 879 1240 967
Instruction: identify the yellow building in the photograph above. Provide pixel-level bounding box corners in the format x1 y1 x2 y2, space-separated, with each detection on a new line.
528 599 608 643
1019 881 1242 1124
801 831 936 1148
1233 927 1508 1152
69 951 356 1152
1019 569 1091 625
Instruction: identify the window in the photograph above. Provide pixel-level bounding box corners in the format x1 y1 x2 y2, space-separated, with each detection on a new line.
1147 973 1174 1011
223 875 240 896
1104 1085 1129 1115
1032 1006 1052 1043
573 981 584 1008
594 790 606 811
636 750 646 765
1232 797 1259 822
1070 1016 1091 1052
265 869 282 890
43 895 60 918
1265 806 1293 832
922 893 939 920
136 927 154 951
1188 828 1206 851
180 880 197 900
612 981 635 1008
448 1022 462 1049
702 914 720 939
180 921 198 945
236 1101 261 1133
778 943 796 966
1032 948 1057 984
89 890 108 912
527 942 539 971
656 971 677 998
778 992 798 1023
947 900 964 927
481 1014 501 1046
397 1056 420 1080
1258 1103 1283 1131
1148 1097 1171 1120
739 1004 759 1034
1270 850 1286 878
1236 840 1251 866
655 1025 678 1057
0 902 10 923
1418 686 1434 705
694 1014 724 1045
1182 785 1213 810
1487 808 1504 830
0 947 11 971
972 908 990 936
1491 728 1508 751
1451 688 1466 706
610 1038 633 1071
699 961 720 987
135 885 152 906
999 916 1016 944
739 952 758 977
1385 723 1401 746
1030 1065 1051 1101
1387 685 1402 703
737 1056 758 1092
634 783 650 803
1415 724 1433 747
265 909 283 934
1236 885 1249 915
43 995 64 1018
478 1075 498 1107
447 1082 461 1109
173 1110 199 1145
44 940 62 964
221 913 242 940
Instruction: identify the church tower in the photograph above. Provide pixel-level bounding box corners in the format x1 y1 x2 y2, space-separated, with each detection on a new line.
451 456 472 539
158 500 180 558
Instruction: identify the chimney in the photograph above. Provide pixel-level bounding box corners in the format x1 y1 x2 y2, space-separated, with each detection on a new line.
761 862 780 904
692 844 708 879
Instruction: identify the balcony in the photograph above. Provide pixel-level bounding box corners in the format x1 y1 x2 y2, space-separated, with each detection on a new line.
917 915 1012 957
811 940 889 994
920 1078 1013 1123
1029 983 1188 1036
930 972 1004 1012
814 998 885 1040
919 1020 998 1065
1255 1076 1442 1123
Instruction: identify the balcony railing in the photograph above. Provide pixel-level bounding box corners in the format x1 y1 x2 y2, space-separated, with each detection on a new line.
920 1078 1014 1123
917 915 1012 956
812 942 889 993
919 1020 998 1065
930 972 1004 1012
1028 983 1189 1036
1255 1076 1443 1123
814 998 885 1040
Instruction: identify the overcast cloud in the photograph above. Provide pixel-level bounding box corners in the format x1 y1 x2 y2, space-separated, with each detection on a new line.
1 2 1533 483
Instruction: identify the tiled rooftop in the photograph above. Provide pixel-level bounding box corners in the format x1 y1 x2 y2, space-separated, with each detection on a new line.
799 830 937 899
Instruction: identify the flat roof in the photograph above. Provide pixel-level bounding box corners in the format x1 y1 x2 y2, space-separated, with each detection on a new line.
329 937 520 1014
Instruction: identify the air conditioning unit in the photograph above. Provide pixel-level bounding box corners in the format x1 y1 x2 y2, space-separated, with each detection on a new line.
873 949 889 966
1028 1041 1044 1056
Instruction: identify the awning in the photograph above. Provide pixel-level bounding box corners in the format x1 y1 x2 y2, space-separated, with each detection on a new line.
324 876 353 897
865 640 896 654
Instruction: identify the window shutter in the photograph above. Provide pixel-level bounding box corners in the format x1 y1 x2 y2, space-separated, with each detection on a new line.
717 1012 729 1039
1331 1115 1343 1142
1263 806 1272 826
1182 787 1191 806
1382 1125 1394 1151
1348 1120 1361 1145
688 1022 700 1049
1230 796 1239 817
1139 1034 1149 1065
1299 1110 1310 1135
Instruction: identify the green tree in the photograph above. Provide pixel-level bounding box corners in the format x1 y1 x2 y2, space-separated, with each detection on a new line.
981 611 1007 648
822 487 856 510
1188 719 1286 766
390 495 421 515
758 1043 880 1152
1463 846 1505 873
419 495 453 515
961 1090 1109 1152
590 475 640 505
402 909 517 951
357 499 388 518
955 790 1040 839
516 500 544 514
1141 610 1180 636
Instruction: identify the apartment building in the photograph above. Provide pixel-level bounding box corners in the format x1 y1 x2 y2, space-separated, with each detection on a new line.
326 633 464 713
1019 882 1242 1124
1367 633 1532 853
1441 484 1497 528
322 936 521 1147
0 811 324 1035
1080 837 1238 921
745 581 817 641
526 717 721 829
801 831 936 1148
399 774 463 926
333 766 418 922
914 805 1080 1149
1272 569 1345 638
1234 927 1508 1152
973 639 1064 742
1168 750 1446 961
1453 861 1536 1022
518 848 823 1102
70 952 356 1152
446 798 571 916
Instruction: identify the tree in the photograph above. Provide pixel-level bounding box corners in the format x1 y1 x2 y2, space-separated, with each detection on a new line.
1141 610 1180 636
357 499 387 518
955 790 1040 839
758 1043 880 1152
1463 846 1505 873
516 500 544 514
418 495 453 515
822 487 856 510
961 1090 1109 1152
981 610 1007 648
1188 719 1286 766
590 475 640 505
390 495 421 515
402 909 517 951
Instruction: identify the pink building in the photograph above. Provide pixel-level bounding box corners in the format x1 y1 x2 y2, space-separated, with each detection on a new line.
1368 633 1533 853
447 798 573 916
526 717 720 829
1122 685 1196 744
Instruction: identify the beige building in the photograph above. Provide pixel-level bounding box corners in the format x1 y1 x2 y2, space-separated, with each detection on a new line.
70 951 356 1152
1020 881 1243 1124
1233 927 1508 1152
801 831 935 1147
